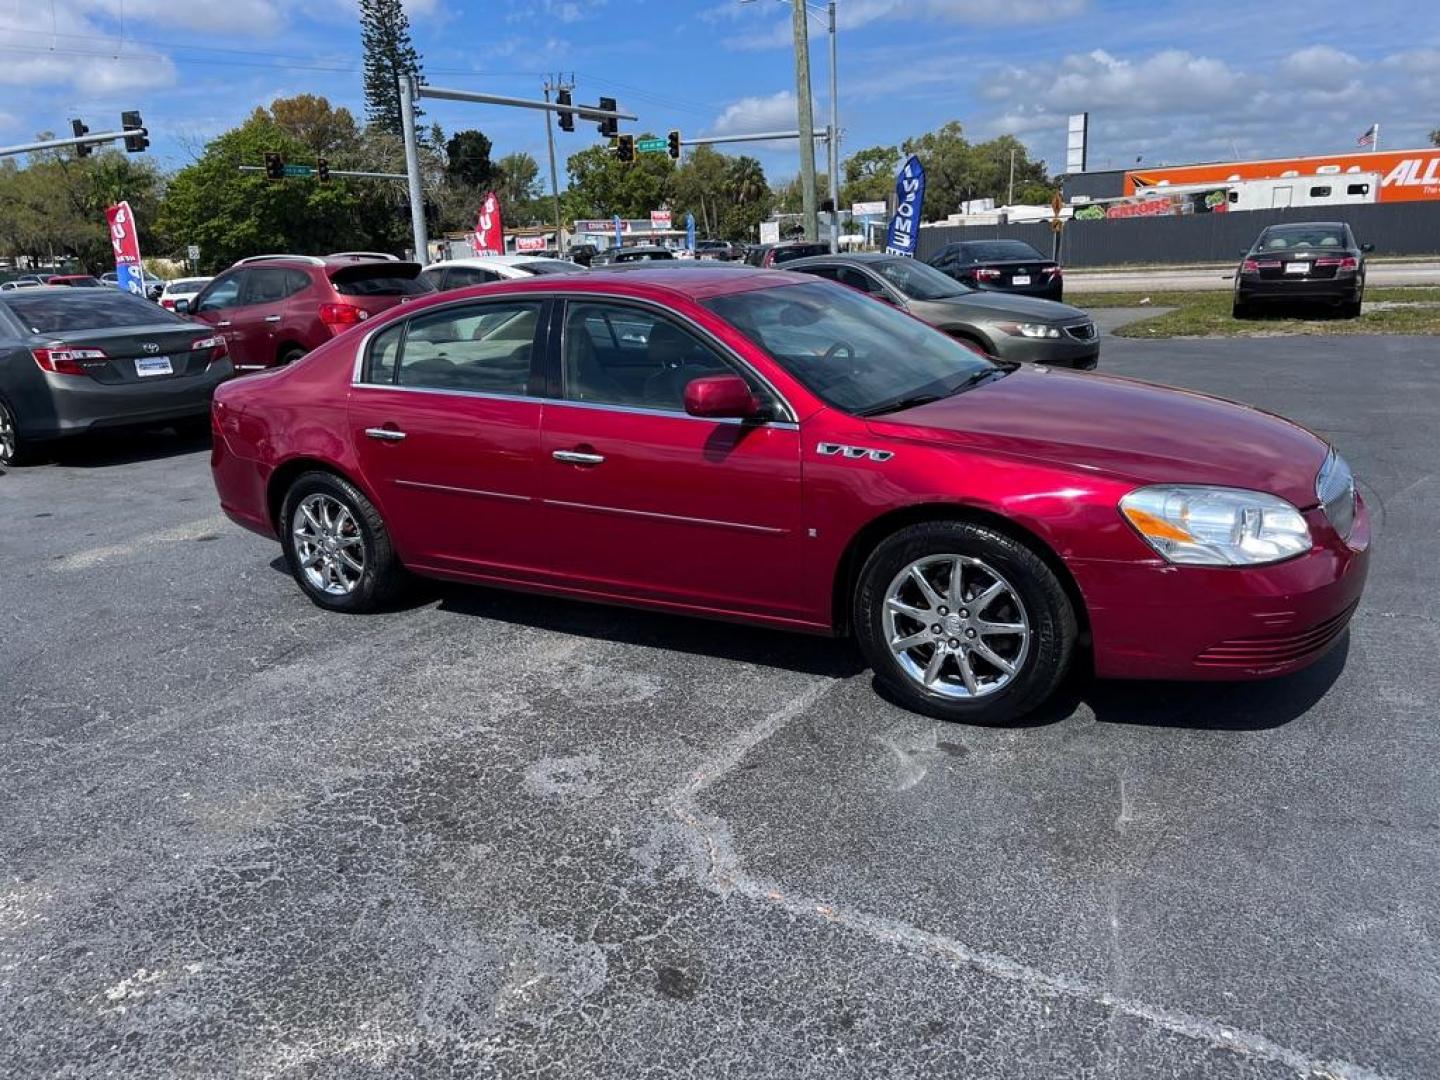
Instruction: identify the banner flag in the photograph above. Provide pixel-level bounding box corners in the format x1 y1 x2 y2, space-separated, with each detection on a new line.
884 155 926 258
473 192 503 255
105 202 145 294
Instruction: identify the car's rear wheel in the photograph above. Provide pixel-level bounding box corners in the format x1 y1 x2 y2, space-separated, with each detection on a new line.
280 471 404 612
278 346 307 366
0 397 32 467
1232 297 1252 320
1341 293 1363 319
854 521 1077 725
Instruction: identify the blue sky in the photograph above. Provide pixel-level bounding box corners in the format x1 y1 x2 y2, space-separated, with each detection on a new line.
1 0 1436 188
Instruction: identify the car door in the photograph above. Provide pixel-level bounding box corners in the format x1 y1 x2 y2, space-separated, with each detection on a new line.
190 270 254 365
348 296 549 576
536 297 806 621
242 267 301 366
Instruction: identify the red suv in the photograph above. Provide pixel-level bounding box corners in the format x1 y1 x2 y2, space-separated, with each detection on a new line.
183 253 432 372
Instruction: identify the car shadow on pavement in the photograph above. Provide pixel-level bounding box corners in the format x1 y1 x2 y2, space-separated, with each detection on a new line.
1079 634 1350 731
432 582 866 680
36 424 211 469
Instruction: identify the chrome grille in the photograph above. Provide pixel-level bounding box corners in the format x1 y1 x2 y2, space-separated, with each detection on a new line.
1063 321 1096 341
1316 449 1357 539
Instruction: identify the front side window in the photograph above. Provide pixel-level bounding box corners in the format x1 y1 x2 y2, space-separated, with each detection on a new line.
195 273 245 312
704 280 998 416
835 266 888 296
392 300 541 394
872 258 970 300
562 301 742 412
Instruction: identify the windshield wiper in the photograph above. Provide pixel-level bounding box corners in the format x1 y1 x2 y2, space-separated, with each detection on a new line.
858 367 1005 417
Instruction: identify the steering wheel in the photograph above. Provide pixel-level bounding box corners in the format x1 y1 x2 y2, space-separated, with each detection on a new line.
822 341 855 366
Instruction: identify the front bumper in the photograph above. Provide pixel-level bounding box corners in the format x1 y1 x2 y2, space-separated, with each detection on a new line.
1074 496 1370 681
995 334 1099 370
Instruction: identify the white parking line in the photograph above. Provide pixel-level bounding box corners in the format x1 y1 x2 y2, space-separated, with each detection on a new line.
51 515 230 571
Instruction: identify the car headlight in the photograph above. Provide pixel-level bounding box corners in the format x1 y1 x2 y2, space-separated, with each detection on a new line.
1119 486 1312 566
997 321 1062 339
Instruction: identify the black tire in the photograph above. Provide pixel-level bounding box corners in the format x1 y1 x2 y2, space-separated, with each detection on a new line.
1342 295 1363 319
0 395 34 467
1232 298 1252 320
279 470 405 613
278 346 307 366
854 520 1077 725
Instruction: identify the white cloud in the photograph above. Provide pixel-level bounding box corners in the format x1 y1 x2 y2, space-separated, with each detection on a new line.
85 0 291 34
709 90 797 137
718 0 1085 49
1280 45 1361 86
0 1 178 91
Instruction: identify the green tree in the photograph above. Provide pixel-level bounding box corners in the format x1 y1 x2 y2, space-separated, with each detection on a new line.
157 99 395 271
360 0 423 137
900 123 1052 219
840 145 900 207
445 129 494 189
494 152 545 225
563 138 674 220
270 94 362 157
670 147 772 241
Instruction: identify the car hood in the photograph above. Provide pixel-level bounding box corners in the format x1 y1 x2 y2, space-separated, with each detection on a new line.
916 292 1087 323
866 366 1329 507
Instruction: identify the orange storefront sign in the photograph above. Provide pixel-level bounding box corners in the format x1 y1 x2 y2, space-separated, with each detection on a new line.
1124 149 1440 203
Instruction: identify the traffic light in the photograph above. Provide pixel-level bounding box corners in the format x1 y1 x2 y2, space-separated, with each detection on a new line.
71 119 91 158
597 96 617 138
667 130 681 160
264 152 285 181
316 158 330 183
120 110 148 153
556 88 574 133
616 134 635 164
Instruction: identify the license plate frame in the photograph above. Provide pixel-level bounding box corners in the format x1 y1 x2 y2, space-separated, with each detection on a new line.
135 355 174 378
1011 274 1031 286
1284 262 1310 275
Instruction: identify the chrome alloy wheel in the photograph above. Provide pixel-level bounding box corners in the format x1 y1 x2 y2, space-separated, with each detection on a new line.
882 554 1031 699
292 493 365 596
0 400 16 465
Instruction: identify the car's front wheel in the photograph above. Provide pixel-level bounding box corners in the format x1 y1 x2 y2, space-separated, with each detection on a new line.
280 471 405 612
854 520 1077 725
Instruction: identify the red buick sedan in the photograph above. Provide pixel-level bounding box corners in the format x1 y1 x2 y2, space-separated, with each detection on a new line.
210 267 1369 724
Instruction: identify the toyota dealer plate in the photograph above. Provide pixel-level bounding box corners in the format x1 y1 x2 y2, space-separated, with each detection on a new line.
135 355 173 377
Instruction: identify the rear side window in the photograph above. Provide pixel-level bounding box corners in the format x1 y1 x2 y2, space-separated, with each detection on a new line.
331 264 432 297
2 290 186 333
367 322 404 384
394 301 542 395
247 268 309 304
445 266 500 288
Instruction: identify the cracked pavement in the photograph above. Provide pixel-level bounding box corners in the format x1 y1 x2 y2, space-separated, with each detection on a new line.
1 333 1436 1078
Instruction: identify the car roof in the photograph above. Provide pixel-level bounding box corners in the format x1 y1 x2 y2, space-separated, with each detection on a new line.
1261 221 1347 230
783 253 890 265
403 265 814 305
423 255 557 270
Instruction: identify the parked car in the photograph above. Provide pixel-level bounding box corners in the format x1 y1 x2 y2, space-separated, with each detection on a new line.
758 241 831 268
419 256 585 291
210 266 1368 726
0 281 42 291
567 244 600 267
787 254 1098 369
743 243 774 266
181 253 432 372
1233 222 1371 318
159 276 213 312
695 240 741 261
928 240 1063 301
45 275 105 288
588 246 675 267
100 269 166 300
0 286 231 466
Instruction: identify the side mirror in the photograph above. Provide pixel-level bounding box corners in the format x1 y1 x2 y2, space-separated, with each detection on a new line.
1360 243 1375 253
174 298 191 314
684 374 759 419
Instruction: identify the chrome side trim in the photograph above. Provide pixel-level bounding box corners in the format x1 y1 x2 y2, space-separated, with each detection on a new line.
543 396 799 429
350 382 538 405
393 479 529 503
544 498 789 535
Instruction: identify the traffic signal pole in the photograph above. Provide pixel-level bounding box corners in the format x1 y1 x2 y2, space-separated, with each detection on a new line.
0 126 148 159
542 79 567 256
397 77 637 261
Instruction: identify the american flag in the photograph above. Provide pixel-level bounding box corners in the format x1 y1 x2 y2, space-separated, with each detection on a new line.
1357 124 1377 146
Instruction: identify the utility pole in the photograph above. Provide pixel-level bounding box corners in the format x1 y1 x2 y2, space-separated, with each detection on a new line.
826 0 840 253
791 0 818 242
399 75 428 261
543 76 568 256
1008 148 1016 207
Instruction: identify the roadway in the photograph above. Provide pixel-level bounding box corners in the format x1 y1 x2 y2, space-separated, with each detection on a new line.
1066 259 1440 293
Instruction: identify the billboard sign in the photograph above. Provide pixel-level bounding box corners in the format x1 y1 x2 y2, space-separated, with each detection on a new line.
1126 148 1440 203
1066 113 1089 175
651 209 672 230
514 235 547 252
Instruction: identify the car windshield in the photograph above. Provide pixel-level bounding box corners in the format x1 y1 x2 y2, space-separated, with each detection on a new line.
1256 226 1348 250
3 290 187 333
872 258 972 299
704 280 999 416
957 241 1045 262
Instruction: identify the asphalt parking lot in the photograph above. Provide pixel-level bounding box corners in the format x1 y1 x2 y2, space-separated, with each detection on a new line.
2 329 1437 1079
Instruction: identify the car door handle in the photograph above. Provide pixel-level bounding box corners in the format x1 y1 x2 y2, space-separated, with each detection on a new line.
264 315 282 323
365 427 407 442
552 449 605 465
216 320 231 327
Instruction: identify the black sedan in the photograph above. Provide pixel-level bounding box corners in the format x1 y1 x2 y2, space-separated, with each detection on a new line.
786 253 1098 369
0 287 232 466
1233 222 1371 318
927 239 1063 301
588 245 675 267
